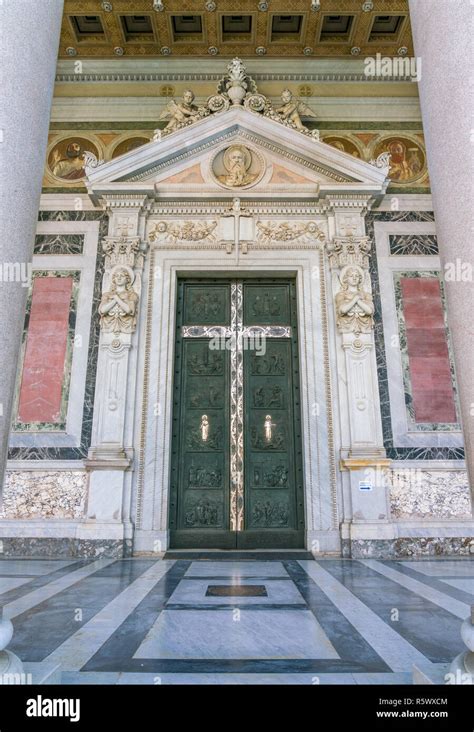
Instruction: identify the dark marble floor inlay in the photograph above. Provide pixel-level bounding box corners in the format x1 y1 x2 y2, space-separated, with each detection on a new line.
206 584 268 597
3 557 472 684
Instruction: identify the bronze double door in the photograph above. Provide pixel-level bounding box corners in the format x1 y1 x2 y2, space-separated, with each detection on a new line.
169 278 305 549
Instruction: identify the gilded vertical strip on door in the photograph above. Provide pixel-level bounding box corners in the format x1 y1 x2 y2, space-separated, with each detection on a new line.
230 282 244 531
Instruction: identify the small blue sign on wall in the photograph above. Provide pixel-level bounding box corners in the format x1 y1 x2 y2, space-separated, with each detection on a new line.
359 481 373 491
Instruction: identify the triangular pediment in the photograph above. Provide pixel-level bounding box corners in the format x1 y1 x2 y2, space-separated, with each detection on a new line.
86 106 389 202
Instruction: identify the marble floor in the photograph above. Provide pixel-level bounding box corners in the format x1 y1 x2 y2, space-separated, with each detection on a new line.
0 556 472 685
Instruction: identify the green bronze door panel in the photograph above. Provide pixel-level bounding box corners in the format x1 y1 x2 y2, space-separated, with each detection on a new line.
169 278 305 549
183 284 230 325
244 284 291 326
240 281 305 549
170 281 233 548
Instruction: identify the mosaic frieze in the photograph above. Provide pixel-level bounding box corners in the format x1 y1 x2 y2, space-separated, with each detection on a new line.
111 136 150 158
0 471 86 519
322 135 362 159
389 469 472 519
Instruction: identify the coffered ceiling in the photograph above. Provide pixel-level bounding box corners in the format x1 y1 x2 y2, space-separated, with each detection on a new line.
60 0 413 59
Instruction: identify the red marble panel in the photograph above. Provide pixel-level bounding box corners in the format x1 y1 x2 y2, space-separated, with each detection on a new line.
18 276 73 424
401 277 457 423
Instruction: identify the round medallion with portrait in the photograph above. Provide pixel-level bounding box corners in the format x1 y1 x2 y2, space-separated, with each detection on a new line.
48 137 99 181
373 137 426 183
212 144 264 189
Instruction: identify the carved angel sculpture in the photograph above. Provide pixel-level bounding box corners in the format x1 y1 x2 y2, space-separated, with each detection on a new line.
159 90 202 132
335 266 374 335
99 267 138 334
275 89 318 131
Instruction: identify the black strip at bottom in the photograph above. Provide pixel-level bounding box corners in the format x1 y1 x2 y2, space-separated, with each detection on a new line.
163 551 314 560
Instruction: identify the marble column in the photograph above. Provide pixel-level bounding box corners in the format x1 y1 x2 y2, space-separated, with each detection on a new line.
0 0 64 489
409 0 474 488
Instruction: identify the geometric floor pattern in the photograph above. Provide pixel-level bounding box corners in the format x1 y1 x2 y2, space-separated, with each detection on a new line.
1 558 472 685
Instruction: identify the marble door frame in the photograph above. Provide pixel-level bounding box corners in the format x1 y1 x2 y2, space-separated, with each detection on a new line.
131 246 341 554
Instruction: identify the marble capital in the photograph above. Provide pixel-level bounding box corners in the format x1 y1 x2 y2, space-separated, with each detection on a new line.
327 235 372 271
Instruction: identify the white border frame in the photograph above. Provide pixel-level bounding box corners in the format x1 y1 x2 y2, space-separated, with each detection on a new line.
131 245 340 552
374 219 463 448
9 220 99 449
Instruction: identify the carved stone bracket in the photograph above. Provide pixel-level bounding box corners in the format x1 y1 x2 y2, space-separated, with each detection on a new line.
327 235 374 336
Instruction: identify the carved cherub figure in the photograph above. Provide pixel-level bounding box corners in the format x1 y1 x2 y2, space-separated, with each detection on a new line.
275 89 318 131
159 89 201 132
335 265 374 334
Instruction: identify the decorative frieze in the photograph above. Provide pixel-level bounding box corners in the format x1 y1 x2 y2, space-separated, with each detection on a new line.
149 220 218 246
348 537 474 559
256 220 325 246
